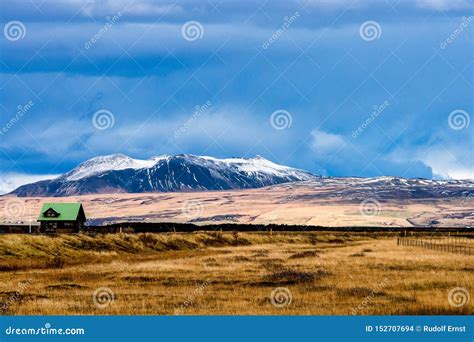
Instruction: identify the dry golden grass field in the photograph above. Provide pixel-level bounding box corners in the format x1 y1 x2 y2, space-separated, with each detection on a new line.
0 232 472 315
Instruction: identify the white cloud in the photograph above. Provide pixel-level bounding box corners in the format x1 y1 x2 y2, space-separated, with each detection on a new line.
415 0 473 10
418 148 473 180
390 140 473 180
0 173 59 195
310 129 347 155
76 0 184 17
297 0 473 11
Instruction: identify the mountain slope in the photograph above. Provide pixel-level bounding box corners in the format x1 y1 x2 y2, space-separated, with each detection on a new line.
10 154 316 197
275 176 474 200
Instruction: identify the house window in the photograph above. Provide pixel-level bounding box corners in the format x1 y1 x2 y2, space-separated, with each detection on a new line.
44 208 60 218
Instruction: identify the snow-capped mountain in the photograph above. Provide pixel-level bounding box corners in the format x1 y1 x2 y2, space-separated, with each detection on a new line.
62 154 166 181
281 176 474 200
10 154 316 196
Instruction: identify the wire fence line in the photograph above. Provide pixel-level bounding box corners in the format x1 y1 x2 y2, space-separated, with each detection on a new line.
397 237 473 255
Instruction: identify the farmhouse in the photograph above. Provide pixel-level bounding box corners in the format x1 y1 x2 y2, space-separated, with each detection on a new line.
37 203 86 233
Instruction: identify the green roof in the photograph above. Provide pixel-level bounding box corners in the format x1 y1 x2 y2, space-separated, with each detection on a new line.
38 203 84 221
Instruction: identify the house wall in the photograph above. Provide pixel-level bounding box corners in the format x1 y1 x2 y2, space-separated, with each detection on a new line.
39 220 84 233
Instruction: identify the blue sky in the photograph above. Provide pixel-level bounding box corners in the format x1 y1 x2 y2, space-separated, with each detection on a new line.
0 0 473 193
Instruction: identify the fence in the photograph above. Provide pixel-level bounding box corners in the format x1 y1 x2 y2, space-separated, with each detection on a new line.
397 237 473 255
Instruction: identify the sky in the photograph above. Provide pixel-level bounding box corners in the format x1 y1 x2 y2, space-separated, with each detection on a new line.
0 0 473 193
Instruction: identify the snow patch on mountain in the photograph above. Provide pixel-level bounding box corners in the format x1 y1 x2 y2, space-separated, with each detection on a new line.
63 154 168 181
195 155 307 178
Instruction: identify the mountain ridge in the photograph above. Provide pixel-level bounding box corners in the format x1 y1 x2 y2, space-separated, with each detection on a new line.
8 153 474 198
10 153 316 197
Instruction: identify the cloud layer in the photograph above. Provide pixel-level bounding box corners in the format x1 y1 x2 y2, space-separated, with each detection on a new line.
0 0 472 186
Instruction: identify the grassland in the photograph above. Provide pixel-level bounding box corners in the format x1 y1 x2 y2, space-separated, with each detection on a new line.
1 185 473 227
0 232 472 315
